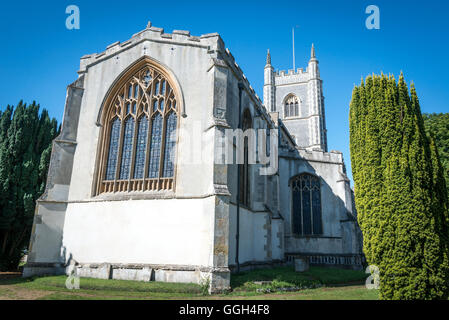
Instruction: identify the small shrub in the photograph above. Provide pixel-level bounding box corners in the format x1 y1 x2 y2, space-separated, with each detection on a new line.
199 276 210 296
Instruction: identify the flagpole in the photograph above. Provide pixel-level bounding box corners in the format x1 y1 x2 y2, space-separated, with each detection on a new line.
292 27 295 71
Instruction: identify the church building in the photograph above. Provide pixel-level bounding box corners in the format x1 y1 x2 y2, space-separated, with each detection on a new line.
23 22 363 293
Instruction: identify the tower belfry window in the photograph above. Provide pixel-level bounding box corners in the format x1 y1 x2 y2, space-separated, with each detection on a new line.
284 95 299 118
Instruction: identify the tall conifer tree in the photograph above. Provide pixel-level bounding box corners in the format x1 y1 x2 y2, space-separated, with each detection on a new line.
349 74 449 299
0 101 58 270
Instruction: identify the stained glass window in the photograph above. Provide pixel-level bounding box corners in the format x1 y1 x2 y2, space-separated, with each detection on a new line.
105 118 121 180
162 113 177 177
133 116 148 179
291 174 322 236
98 61 179 194
148 114 162 178
119 117 135 180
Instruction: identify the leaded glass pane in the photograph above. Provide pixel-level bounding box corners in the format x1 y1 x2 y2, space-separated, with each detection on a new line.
148 114 162 178
311 176 320 189
144 71 152 87
161 80 166 95
128 84 133 98
155 81 160 95
266 129 270 156
134 85 139 99
105 118 121 180
160 99 164 111
301 175 310 189
153 100 158 112
292 188 302 234
119 117 135 180
133 117 148 179
302 188 312 235
312 187 322 235
162 113 177 177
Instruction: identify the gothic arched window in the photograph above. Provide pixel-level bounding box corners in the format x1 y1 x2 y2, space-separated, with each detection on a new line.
284 95 299 118
239 109 252 206
291 174 322 235
96 61 179 194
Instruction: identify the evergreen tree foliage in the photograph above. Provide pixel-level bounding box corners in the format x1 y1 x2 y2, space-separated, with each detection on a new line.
0 101 58 271
349 74 449 299
423 112 449 200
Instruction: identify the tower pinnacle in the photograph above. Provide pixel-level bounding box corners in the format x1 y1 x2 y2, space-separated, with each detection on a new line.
266 49 271 65
311 43 316 60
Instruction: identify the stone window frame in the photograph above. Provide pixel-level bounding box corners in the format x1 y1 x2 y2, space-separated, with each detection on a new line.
283 94 300 119
289 173 323 237
94 58 182 195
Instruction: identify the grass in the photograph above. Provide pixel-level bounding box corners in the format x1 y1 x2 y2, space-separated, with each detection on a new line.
0 266 378 300
230 266 368 293
0 275 204 299
243 286 379 300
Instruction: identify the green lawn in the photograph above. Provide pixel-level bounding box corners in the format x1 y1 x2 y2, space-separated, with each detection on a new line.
0 266 379 300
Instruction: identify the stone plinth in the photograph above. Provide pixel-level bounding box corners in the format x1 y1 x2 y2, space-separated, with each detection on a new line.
294 257 309 272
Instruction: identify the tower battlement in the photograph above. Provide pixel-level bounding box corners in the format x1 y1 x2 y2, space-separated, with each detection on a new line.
275 68 306 76
274 67 313 85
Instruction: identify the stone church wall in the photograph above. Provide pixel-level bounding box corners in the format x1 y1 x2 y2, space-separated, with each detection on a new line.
24 25 236 291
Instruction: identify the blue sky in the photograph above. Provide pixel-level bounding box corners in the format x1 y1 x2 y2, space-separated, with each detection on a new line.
1 0 448 184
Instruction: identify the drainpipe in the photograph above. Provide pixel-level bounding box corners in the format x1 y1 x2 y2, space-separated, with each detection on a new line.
236 81 244 274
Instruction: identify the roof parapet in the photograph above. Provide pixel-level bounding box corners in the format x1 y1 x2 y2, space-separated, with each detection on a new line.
78 21 224 73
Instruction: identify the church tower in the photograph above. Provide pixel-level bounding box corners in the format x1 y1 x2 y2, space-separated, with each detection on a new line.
264 45 327 151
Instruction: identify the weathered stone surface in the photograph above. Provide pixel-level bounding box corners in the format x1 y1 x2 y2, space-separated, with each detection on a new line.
294 258 310 272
